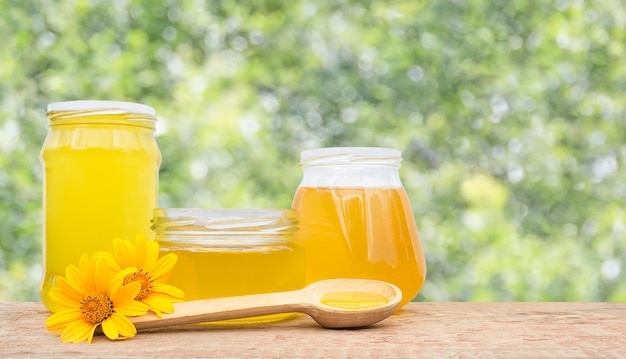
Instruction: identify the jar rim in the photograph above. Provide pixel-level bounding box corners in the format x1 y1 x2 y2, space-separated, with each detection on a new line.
300 147 402 167
152 208 297 233
47 100 155 116
152 208 298 249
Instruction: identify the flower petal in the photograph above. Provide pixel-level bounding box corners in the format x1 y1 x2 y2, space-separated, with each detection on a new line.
77 254 97 293
142 237 159 273
109 267 140 299
112 280 142 305
101 316 119 340
113 237 136 269
94 259 114 294
107 312 137 338
66 263 89 294
141 292 180 317
133 234 145 260
151 283 185 299
115 300 150 317
45 309 83 334
60 320 95 343
86 324 99 344
55 275 85 299
49 286 81 309
149 253 178 282
94 251 121 272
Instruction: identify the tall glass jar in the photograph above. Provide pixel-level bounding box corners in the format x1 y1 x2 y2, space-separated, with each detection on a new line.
152 208 304 324
291 147 426 308
40 100 161 312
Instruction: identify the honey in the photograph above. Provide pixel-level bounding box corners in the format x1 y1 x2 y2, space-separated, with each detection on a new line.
320 291 390 310
292 147 426 308
40 101 160 313
163 244 303 299
153 208 304 324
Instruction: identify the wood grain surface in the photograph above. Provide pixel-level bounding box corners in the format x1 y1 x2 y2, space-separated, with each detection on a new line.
1 302 624 358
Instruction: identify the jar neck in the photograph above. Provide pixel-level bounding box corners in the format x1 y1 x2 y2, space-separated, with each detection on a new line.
47 110 156 131
299 164 402 188
298 147 403 188
152 208 298 250
155 233 294 251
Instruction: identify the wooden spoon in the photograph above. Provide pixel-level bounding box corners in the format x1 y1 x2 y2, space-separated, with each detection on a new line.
131 279 402 330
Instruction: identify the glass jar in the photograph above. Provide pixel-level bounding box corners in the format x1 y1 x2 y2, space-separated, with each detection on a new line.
152 208 304 324
40 100 161 312
291 147 426 308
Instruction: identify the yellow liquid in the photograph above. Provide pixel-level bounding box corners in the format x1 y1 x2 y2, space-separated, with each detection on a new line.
160 244 305 324
320 291 390 309
40 120 160 312
292 187 426 309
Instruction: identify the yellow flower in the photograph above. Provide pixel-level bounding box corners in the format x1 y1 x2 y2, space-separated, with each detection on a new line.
96 233 184 317
45 254 149 343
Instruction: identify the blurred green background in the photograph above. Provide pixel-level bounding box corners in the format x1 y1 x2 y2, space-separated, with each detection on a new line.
1 0 625 302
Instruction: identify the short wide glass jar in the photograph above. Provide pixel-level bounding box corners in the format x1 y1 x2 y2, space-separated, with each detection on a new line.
152 208 304 324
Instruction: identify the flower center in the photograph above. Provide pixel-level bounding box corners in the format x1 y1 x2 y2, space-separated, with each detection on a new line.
80 293 113 325
123 269 152 300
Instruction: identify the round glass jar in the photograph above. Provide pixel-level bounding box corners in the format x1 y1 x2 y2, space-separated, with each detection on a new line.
292 147 426 308
152 208 304 324
40 100 161 313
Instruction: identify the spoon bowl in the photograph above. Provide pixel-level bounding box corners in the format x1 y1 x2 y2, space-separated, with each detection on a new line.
301 278 402 328
131 279 402 330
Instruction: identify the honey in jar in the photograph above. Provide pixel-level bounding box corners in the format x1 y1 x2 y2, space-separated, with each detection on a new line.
291 147 426 308
39 100 161 312
152 208 304 323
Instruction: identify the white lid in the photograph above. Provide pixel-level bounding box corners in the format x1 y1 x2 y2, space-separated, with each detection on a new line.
47 100 155 116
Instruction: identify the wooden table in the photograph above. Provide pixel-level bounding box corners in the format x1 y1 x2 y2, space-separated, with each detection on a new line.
1 302 624 358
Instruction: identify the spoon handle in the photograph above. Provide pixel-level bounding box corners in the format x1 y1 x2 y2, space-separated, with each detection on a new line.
130 289 308 330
